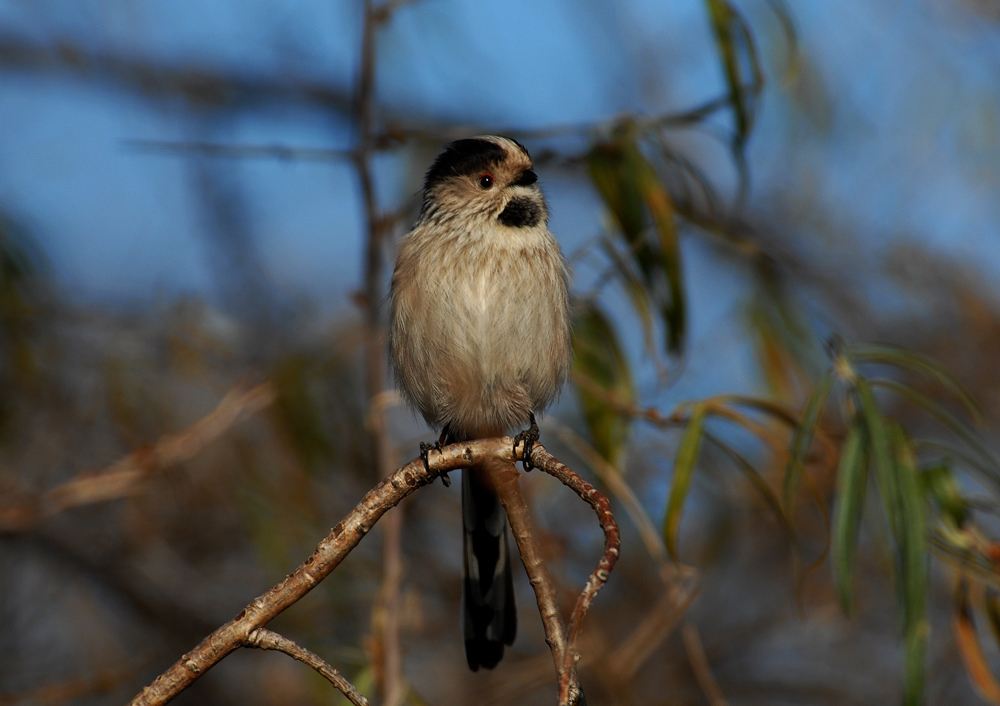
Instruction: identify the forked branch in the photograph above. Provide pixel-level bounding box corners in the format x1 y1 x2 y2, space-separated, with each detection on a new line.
127 438 619 706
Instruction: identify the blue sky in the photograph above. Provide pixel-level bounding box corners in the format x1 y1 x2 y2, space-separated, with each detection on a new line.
0 0 998 321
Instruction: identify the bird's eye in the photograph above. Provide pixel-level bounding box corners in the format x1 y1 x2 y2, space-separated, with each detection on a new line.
478 174 494 189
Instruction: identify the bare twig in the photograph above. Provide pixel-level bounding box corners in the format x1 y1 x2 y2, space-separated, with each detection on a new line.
492 459 569 680
246 628 369 706
527 446 621 706
127 438 477 705
127 438 618 706
681 621 728 706
126 139 352 162
0 668 139 706
0 383 275 533
352 1 408 703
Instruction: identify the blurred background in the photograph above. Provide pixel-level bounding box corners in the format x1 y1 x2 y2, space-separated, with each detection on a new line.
3 1 1000 704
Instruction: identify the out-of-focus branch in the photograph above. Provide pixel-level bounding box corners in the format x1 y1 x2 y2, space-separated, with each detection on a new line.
351 2 419 703
681 622 728 706
0 382 275 534
0 33 355 113
0 668 138 706
246 628 368 706
126 139 353 162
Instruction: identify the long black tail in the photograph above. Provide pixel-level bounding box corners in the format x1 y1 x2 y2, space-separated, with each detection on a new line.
457 432 516 670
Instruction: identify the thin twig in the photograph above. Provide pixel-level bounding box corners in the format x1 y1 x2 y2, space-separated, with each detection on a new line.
125 139 352 162
127 438 618 706
246 628 368 706
128 438 498 705
528 446 621 706
492 458 569 682
353 0 407 703
0 383 276 533
681 621 728 706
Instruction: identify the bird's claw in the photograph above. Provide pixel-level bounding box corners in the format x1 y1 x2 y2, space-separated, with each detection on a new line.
420 436 451 487
513 413 540 471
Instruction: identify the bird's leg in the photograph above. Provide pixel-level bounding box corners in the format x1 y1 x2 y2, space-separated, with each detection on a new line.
420 428 451 487
513 413 540 471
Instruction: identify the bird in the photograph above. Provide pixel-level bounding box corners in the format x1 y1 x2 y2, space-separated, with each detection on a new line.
388 135 572 671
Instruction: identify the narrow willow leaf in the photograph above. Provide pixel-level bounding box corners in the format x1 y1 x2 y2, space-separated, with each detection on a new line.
854 378 900 535
832 418 868 615
955 583 1000 705
851 343 984 425
588 138 645 242
637 158 685 353
782 370 836 511
905 619 928 706
664 403 709 562
718 394 800 428
886 422 928 706
703 431 795 542
891 424 928 630
703 0 761 147
571 301 634 465
589 134 686 354
870 379 1000 491
599 238 656 356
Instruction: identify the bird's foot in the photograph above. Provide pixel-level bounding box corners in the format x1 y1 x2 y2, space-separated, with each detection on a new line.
513 413 540 471
420 430 451 486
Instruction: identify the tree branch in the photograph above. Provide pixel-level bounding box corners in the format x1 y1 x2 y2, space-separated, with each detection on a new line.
0 382 275 534
245 628 368 706
128 438 486 705
527 446 621 706
127 438 619 706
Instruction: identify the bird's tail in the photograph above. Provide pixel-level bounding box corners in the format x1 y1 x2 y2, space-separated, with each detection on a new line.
455 429 517 671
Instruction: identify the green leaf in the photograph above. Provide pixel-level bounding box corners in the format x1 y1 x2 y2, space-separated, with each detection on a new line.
599 238 656 356
588 132 686 354
919 462 969 529
704 430 795 543
854 378 900 534
869 379 1000 491
703 0 761 148
636 157 685 353
831 417 868 615
664 402 709 562
850 343 984 425
717 394 800 428
889 424 927 680
782 369 836 511
571 301 634 465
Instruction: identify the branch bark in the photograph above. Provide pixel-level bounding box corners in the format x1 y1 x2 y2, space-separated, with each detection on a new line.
127 438 619 706
246 628 369 706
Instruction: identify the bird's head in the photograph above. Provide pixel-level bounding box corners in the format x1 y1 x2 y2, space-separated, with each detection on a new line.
420 135 547 230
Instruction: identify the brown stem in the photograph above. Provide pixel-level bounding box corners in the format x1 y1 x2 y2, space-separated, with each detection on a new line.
0 383 275 534
492 459 568 679
246 628 369 706
127 438 503 706
352 1 407 702
528 445 621 706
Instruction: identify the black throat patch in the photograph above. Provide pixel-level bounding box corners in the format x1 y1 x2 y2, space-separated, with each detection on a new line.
498 196 542 228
